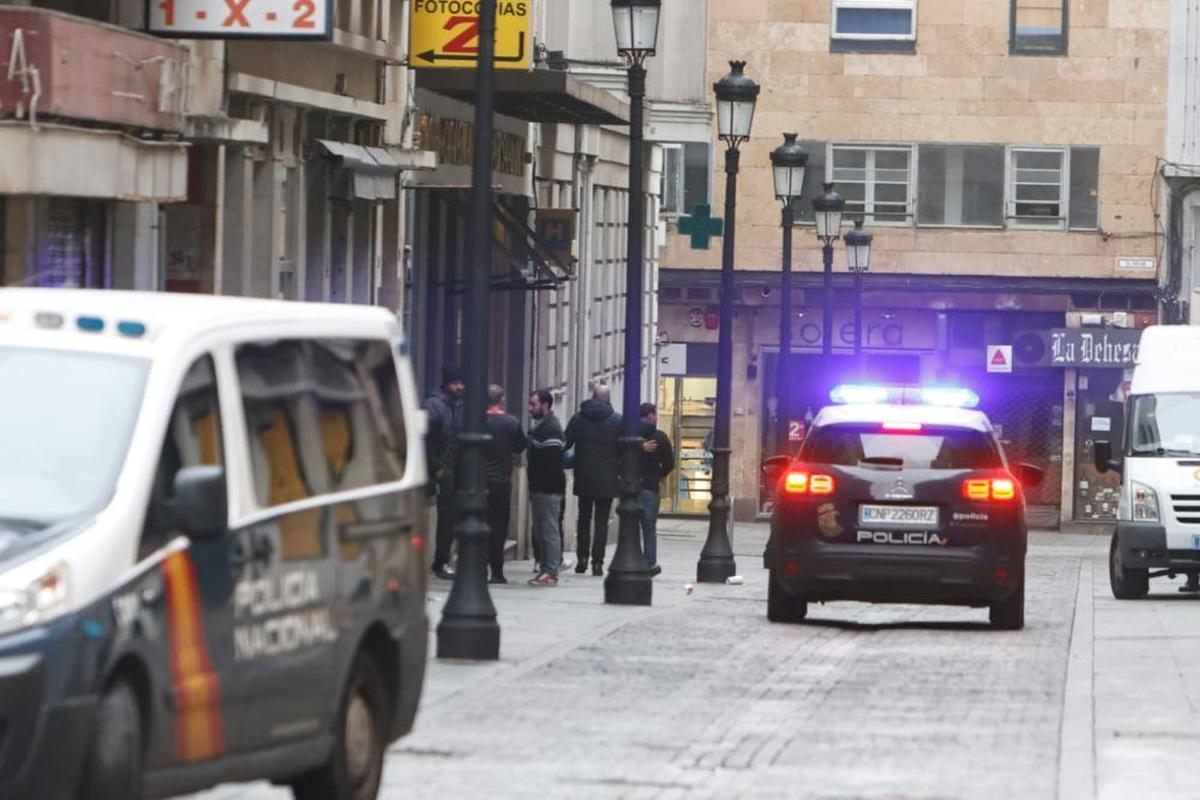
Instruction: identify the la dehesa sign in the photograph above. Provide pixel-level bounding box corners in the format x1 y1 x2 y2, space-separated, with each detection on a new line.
1049 328 1141 368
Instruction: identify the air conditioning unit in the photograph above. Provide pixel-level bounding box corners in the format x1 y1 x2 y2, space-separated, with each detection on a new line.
1012 331 1048 367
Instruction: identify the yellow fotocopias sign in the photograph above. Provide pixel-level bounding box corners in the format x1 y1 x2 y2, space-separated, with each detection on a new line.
409 0 531 70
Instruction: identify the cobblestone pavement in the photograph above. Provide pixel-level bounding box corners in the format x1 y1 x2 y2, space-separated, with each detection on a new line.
192 521 1200 800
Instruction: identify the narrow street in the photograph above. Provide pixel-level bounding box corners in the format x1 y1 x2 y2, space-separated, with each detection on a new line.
196 520 1200 800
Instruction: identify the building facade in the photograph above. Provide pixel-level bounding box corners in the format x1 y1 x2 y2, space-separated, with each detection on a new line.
1165 0 1200 321
1 0 431 304
658 0 1170 527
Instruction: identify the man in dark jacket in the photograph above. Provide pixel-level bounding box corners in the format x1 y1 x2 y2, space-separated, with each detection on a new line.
565 384 622 575
484 385 525 584
639 403 675 576
527 388 565 586
425 365 465 579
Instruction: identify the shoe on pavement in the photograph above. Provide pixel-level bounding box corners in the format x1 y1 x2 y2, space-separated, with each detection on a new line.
592 562 603 576
1180 574 1200 593
488 574 508 585
650 565 662 577
574 562 587 574
528 573 558 586
431 565 454 580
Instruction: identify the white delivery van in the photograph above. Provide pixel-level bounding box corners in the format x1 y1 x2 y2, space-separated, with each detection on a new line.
1096 324 1200 598
0 289 428 800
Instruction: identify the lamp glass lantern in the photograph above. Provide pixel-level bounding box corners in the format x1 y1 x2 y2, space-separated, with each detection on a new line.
610 0 661 60
713 61 760 144
812 182 846 242
844 219 873 272
770 133 809 205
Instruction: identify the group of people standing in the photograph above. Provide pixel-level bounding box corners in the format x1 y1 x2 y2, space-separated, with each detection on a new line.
425 367 675 588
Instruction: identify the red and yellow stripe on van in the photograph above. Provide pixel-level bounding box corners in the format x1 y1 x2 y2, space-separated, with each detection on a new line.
162 550 225 762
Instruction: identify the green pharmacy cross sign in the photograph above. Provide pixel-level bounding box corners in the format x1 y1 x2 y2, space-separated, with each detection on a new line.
677 204 724 250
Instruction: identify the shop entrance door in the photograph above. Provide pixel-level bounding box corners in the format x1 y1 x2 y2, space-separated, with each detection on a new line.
657 376 716 515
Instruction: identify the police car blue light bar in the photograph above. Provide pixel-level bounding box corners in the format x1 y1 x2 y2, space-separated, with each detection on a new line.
830 384 980 409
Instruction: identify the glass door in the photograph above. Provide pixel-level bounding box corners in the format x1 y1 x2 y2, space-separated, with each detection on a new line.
658 376 717 515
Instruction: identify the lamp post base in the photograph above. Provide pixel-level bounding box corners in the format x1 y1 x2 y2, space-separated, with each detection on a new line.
604 569 653 605
697 556 736 584
436 616 501 661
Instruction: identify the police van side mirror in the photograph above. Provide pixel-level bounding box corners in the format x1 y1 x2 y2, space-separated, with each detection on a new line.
173 466 227 540
762 455 790 485
1094 440 1122 475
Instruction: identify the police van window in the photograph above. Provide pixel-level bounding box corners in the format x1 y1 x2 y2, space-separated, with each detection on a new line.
803 424 1001 469
140 356 223 560
235 339 408 531
310 339 409 492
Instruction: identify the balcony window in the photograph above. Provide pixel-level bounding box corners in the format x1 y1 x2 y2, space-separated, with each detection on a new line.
660 143 710 216
1011 0 1067 55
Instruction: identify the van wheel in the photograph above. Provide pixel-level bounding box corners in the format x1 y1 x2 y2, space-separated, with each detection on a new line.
79 680 144 800
989 574 1025 630
767 573 807 623
1110 534 1149 599
292 655 387 800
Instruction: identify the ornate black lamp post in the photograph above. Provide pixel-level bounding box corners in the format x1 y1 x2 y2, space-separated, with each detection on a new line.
606 0 660 606
698 60 759 584
437 0 500 660
769 133 808 456
844 219 873 362
812 182 845 358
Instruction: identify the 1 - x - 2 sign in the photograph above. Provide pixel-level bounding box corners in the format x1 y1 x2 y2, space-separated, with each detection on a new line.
409 0 531 70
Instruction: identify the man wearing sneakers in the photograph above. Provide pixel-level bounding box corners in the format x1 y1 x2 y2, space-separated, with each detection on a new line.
527 389 565 586
639 403 675 577
565 384 621 575
425 366 465 580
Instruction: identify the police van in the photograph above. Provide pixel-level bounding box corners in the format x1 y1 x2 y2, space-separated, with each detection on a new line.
764 385 1043 630
0 289 429 799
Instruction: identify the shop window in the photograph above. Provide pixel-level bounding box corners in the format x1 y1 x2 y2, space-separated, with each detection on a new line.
830 144 913 224
661 143 710 216
831 0 917 53
917 145 1005 227
1011 0 1067 55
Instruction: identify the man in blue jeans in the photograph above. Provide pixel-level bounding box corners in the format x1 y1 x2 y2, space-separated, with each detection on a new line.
639 403 675 577
527 389 565 586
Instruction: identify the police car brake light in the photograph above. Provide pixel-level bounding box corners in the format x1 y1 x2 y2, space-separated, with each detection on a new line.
882 422 923 432
963 478 1017 502
783 470 836 495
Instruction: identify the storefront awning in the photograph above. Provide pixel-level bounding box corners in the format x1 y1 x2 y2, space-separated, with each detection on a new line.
0 122 186 201
316 140 401 200
415 69 629 126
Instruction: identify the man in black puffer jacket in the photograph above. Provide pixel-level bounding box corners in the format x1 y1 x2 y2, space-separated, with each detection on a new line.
565 384 622 575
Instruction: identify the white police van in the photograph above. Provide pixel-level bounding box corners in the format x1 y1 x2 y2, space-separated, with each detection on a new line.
0 289 428 799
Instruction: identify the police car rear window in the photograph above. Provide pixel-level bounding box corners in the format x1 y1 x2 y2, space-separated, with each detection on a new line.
802 424 1001 469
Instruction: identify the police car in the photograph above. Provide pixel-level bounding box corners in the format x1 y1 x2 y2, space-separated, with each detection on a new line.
764 385 1043 630
0 290 428 799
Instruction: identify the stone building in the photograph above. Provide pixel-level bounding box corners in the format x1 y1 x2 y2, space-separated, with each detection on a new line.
657 0 1169 528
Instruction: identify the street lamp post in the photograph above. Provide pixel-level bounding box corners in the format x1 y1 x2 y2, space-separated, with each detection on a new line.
698 60 759 584
812 182 845 359
769 133 808 456
844 219 873 366
437 0 500 661
606 0 660 606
